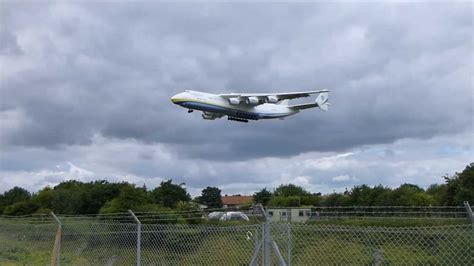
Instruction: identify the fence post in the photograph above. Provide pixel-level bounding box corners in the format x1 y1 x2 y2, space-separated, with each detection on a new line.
50 212 62 266
287 222 291 266
254 204 271 266
254 203 288 265
464 201 473 219
249 226 262 266
264 221 271 266
128 210 141 266
463 201 474 229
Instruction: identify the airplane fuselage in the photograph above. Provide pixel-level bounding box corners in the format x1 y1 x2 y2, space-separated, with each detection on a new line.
171 91 298 121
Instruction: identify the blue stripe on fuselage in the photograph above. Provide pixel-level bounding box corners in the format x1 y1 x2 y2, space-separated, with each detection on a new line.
176 101 288 119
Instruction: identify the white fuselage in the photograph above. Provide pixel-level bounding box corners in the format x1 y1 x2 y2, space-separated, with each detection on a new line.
171 91 298 120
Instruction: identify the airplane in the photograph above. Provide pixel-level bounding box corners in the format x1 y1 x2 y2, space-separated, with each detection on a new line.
170 90 330 123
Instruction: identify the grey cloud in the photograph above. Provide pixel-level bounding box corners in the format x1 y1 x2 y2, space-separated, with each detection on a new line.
0 30 22 56
0 2 472 163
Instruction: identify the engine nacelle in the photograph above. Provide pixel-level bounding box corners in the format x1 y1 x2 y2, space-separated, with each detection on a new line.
228 97 241 105
245 97 259 105
202 112 223 120
266 95 279 103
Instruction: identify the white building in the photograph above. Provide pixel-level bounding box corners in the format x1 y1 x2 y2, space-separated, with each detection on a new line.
265 207 314 223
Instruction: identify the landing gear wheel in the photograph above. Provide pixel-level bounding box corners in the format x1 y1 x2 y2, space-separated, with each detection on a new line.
188 109 193 113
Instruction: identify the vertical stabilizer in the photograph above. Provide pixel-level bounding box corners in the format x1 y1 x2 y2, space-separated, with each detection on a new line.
315 92 329 111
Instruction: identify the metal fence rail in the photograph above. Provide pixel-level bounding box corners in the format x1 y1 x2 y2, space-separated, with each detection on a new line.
0 206 473 265
311 205 470 219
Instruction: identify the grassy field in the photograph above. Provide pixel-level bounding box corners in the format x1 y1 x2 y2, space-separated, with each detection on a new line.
0 222 56 265
1 218 472 265
283 222 473 265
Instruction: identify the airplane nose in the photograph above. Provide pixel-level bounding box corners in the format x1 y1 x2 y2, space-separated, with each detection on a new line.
171 94 179 104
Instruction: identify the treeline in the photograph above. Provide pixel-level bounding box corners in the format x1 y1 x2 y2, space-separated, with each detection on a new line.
0 179 225 216
255 163 473 207
0 163 472 216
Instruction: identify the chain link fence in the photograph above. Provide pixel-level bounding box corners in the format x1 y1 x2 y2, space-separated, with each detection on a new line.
273 223 473 265
0 215 57 265
1 205 473 265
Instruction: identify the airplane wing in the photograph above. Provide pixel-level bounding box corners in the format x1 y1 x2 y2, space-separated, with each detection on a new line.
219 90 329 105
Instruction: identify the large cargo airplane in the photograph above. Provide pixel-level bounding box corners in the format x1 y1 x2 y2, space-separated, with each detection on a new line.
170 90 330 122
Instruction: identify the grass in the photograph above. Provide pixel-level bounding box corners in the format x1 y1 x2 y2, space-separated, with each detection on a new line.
286 221 474 265
0 235 54 265
0 221 56 265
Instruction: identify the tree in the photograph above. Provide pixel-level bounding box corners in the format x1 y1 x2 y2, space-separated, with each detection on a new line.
253 188 272 206
1 186 31 204
391 184 433 206
79 180 128 214
268 196 301 207
3 201 39 216
322 193 351 206
49 181 87 214
274 184 310 197
32 187 54 209
426 184 448 206
349 185 393 206
0 187 31 214
268 184 316 207
150 179 191 208
100 184 149 213
349 185 374 206
33 180 130 214
300 194 322 206
200 186 223 208
444 163 474 205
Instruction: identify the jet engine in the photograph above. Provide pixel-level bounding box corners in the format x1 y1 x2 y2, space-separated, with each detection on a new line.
245 97 259 105
228 97 241 105
202 112 223 120
266 95 279 103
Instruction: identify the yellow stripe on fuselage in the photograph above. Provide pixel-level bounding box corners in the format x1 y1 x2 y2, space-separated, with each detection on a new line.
171 97 228 108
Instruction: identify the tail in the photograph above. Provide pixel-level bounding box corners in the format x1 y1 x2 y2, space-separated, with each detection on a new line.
289 92 330 111
315 92 329 111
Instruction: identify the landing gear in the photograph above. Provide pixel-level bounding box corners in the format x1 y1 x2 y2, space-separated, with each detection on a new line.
188 109 193 113
228 116 248 123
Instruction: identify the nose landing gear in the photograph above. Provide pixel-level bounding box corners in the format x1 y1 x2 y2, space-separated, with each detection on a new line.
188 109 193 113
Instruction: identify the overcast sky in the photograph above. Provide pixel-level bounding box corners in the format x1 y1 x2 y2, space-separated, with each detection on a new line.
0 2 472 196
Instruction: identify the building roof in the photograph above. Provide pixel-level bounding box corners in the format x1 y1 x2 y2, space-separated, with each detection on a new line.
222 195 254 206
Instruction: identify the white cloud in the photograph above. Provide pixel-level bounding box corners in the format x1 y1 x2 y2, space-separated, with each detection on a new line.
302 152 355 170
0 132 471 197
332 175 351 182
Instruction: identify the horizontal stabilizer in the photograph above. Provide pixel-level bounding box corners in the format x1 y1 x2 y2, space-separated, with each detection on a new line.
318 102 329 111
289 92 329 111
289 102 318 110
